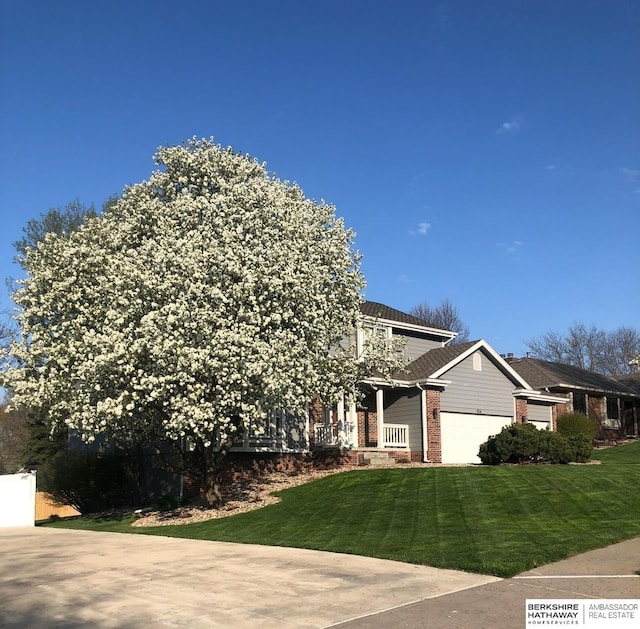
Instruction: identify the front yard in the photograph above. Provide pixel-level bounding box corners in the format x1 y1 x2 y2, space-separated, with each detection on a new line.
44 441 640 578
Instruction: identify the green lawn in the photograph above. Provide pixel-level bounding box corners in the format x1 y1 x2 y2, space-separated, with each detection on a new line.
44 441 640 578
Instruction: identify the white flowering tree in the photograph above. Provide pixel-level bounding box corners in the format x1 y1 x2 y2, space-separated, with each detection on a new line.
4 138 397 506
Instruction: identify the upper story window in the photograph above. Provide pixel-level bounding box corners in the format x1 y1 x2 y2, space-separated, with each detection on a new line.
356 323 392 360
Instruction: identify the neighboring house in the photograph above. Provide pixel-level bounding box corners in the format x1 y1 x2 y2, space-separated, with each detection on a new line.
612 372 640 436
509 357 640 439
309 302 565 464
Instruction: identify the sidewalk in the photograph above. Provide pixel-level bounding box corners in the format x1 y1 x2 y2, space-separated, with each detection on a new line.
335 537 640 628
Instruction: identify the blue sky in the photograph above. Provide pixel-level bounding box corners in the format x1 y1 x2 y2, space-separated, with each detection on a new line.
1 0 638 355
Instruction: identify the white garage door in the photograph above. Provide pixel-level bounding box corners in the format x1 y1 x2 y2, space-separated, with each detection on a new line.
440 412 512 464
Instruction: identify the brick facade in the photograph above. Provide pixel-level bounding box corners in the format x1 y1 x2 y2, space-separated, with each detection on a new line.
515 398 528 424
357 408 377 447
182 449 357 500
551 404 558 431
425 389 442 463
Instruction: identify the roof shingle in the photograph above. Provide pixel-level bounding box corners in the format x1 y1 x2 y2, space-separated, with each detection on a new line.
510 358 639 396
394 341 479 380
360 301 448 330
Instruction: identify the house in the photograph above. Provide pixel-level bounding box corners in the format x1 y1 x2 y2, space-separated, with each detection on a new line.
308 302 566 465
508 357 640 439
69 301 573 502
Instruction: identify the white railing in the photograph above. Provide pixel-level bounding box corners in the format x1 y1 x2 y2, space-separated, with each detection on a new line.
314 421 355 447
383 423 408 448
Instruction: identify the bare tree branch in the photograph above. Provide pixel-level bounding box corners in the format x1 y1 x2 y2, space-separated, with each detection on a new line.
526 323 640 375
410 299 470 344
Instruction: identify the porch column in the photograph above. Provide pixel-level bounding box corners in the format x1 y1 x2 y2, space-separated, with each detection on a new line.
376 388 384 448
337 395 345 426
336 394 345 445
304 403 310 449
347 398 358 447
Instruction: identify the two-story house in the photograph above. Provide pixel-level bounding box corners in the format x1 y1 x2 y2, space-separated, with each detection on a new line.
309 302 566 465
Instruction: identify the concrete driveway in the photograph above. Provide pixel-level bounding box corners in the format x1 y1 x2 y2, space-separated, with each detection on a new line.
1 528 638 629
0 527 495 628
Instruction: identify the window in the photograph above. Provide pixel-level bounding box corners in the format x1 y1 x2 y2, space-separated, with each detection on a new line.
573 392 587 414
473 353 482 371
606 397 620 421
356 323 391 360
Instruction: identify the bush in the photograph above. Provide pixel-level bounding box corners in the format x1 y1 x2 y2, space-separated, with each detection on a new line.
478 423 540 465
157 494 179 512
537 430 573 464
37 451 139 513
567 435 593 463
478 422 592 465
556 412 598 441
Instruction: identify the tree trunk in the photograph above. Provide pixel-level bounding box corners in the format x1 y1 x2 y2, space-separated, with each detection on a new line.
200 441 230 507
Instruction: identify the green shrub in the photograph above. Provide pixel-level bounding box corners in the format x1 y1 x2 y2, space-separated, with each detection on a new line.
478 423 592 465
157 494 179 512
567 435 593 463
478 423 541 465
538 430 572 463
556 412 598 441
478 438 500 465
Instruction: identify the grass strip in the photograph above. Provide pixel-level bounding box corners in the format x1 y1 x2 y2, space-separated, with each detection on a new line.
44 441 640 577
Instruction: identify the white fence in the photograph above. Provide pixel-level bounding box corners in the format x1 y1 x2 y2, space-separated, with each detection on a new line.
0 472 36 527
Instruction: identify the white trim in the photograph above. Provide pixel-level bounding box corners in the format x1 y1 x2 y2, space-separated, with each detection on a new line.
363 376 452 390
360 314 457 341
512 389 568 404
376 389 384 447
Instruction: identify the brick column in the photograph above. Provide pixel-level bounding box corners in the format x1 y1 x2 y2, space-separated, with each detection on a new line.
308 397 325 449
515 398 528 424
425 389 442 463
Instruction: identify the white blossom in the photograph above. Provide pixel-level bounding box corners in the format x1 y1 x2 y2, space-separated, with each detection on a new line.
4 138 401 453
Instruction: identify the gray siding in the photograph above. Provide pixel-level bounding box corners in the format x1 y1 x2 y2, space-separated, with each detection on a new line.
384 390 422 451
440 350 515 417
528 402 552 423
395 330 444 361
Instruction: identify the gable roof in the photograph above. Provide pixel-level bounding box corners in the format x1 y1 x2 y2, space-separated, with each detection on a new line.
399 341 478 380
510 358 639 397
391 339 532 389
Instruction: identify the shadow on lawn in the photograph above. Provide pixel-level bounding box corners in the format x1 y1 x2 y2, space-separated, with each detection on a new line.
38 509 134 525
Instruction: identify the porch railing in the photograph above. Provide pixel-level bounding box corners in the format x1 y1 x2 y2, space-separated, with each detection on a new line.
314 421 356 447
315 422 409 448
383 423 409 448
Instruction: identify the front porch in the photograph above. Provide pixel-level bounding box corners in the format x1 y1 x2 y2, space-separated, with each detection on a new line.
313 421 409 449
312 388 412 450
